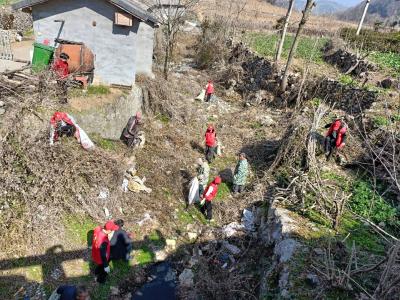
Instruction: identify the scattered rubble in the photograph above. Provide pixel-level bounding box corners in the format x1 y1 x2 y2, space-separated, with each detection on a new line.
0 6 32 33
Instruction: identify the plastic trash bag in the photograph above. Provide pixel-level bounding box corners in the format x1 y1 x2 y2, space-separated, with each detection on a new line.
188 177 200 205
195 89 206 101
128 176 152 194
75 124 95 150
242 209 255 232
222 222 245 237
216 140 223 156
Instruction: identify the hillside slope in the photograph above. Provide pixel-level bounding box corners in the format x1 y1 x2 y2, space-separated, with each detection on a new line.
270 0 347 15
337 0 400 24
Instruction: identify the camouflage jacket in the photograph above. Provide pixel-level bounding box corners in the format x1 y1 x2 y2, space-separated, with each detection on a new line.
233 159 249 186
197 162 210 186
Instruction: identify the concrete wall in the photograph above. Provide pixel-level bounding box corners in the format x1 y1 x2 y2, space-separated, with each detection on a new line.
72 86 143 140
32 0 154 86
135 21 154 76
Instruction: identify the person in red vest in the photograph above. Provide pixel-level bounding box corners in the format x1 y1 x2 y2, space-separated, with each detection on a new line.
205 125 217 163
204 80 215 102
52 52 70 104
91 220 119 284
49 111 77 145
200 176 222 221
324 119 348 161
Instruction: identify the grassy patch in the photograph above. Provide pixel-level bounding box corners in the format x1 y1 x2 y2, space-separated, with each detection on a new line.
361 51 398 77
63 214 97 246
0 0 15 5
373 115 390 127
135 246 155 265
250 121 263 129
157 114 170 124
338 74 357 87
148 230 166 247
25 265 43 282
321 170 350 191
310 97 322 108
87 85 111 96
214 181 232 201
211 154 237 171
178 209 195 225
69 85 110 98
178 206 207 226
207 116 218 122
350 179 398 226
339 213 386 255
304 209 332 228
393 114 400 122
247 32 328 64
91 134 119 151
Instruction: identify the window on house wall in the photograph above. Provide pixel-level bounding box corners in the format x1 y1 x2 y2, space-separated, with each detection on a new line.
114 12 133 26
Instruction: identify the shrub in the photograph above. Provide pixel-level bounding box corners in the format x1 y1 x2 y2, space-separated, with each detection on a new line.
340 27 400 53
350 180 398 226
195 19 230 69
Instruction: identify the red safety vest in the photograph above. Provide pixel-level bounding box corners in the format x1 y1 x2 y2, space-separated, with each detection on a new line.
52 59 69 79
326 120 347 148
206 83 214 95
205 129 216 147
91 226 110 265
203 182 219 202
335 126 347 148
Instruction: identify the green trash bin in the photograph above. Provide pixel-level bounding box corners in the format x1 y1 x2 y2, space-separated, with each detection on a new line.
32 42 55 72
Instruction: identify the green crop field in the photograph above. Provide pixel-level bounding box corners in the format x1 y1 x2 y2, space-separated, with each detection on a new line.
247 32 328 64
369 51 400 76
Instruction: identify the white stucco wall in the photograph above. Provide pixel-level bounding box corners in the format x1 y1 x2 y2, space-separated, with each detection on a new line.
135 21 154 76
32 0 154 86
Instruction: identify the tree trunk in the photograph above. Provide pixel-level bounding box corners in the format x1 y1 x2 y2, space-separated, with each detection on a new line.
280 0 315 93
275 0 295 65
356 0 371 35
163 28 171 80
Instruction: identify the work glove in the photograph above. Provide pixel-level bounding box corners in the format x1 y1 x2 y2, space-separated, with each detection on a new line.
200 199 206 206
104 266 111 273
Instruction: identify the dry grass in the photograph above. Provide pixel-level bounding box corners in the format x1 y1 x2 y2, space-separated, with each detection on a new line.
196 0 357 36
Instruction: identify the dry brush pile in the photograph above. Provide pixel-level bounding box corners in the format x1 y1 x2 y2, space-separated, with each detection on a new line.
0 72 124 256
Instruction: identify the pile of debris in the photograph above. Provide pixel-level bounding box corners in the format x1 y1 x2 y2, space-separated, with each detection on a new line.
0 71 126 256
1 66 37 96
220 42 275 104
312 78 378 114
218 42 379 113
323 39 377 77
0 6 32 34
